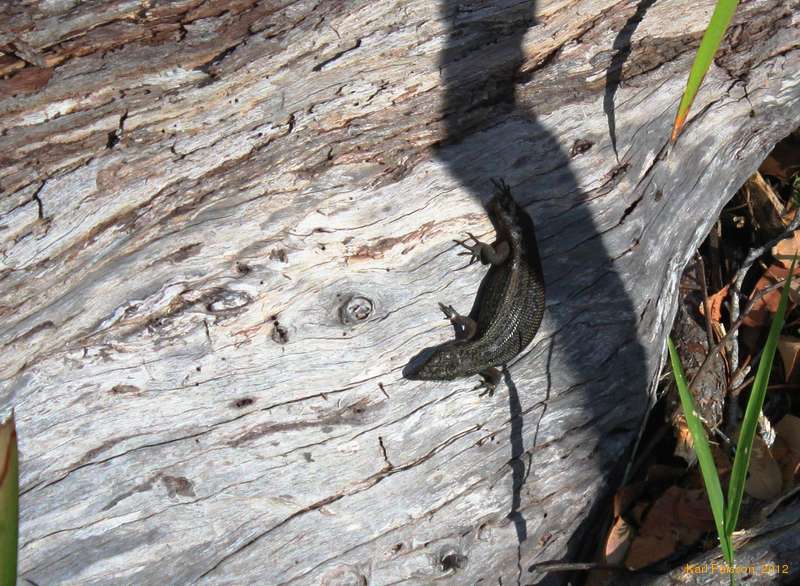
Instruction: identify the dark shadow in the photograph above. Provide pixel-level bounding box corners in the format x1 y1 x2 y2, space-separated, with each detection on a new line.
434 1 651 583
504 366 528 582
603 0 658 160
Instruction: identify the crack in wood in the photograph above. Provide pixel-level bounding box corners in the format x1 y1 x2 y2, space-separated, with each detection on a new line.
198 423 482 578
312 39 363 72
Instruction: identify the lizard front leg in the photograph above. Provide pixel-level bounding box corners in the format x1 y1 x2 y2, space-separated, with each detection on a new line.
438 302 478 341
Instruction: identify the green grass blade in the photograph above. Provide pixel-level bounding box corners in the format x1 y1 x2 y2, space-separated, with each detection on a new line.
671 0 740 142
0 413 18 586
725 258 795 536
668 337 733 563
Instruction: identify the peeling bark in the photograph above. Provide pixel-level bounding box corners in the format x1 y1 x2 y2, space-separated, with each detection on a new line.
0 0 798 584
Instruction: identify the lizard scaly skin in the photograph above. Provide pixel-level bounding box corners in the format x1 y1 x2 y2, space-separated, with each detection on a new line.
403 180 545 384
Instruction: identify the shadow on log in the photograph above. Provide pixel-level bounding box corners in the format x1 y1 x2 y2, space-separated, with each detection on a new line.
435 2 647 582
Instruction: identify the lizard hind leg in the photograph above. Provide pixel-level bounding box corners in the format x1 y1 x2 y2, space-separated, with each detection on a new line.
438 302 478 341
475 367 502 397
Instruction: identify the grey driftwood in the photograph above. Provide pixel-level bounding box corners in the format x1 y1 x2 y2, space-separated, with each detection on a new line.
0 0 798 584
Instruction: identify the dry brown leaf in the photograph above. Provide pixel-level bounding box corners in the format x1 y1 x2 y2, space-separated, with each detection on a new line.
699 285 730 324
742 268 782 329
604 515 634 566
772 436 800 491
630 501 648 526
742 265 800 329
623 486 707 570
772 435 790 462
776 414 800 453
744 434 782 501
624 534 675 571
675 488 715 537
777 336 800 383
624 532 676 571
772 231 800 269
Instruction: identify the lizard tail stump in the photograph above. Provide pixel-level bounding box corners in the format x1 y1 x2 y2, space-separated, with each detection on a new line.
403 180 545 384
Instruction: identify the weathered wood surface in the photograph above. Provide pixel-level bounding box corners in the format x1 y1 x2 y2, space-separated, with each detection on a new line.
0 0 797 584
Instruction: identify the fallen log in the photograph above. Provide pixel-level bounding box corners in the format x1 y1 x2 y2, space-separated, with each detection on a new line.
0 0 798 583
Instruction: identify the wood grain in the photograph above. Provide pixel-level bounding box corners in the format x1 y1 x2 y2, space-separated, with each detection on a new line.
0 0 798 583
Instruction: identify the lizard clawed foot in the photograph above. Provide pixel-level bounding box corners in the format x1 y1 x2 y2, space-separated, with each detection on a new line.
453 232 509 267
491 177 511 195
438 302 458 321
438 302 478 341
474 367 502 397
453 232 483 265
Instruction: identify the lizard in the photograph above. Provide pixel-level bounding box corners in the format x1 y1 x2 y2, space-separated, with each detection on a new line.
403 179 545 393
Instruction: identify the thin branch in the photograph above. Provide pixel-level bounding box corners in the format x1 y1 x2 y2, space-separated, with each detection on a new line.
709 221 723 292
528 561 628 573
688 279 788 391
728 217 800 372
696 254 715 350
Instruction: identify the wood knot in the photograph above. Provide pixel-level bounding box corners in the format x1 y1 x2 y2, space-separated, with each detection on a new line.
438 547 467 572
338 294 374 325
570 138 594 156
271 321 289 344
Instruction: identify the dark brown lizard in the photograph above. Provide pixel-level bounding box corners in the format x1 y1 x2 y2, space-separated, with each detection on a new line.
403 180 545 391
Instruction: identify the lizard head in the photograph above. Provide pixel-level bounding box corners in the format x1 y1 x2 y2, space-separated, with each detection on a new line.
487 178 523 239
